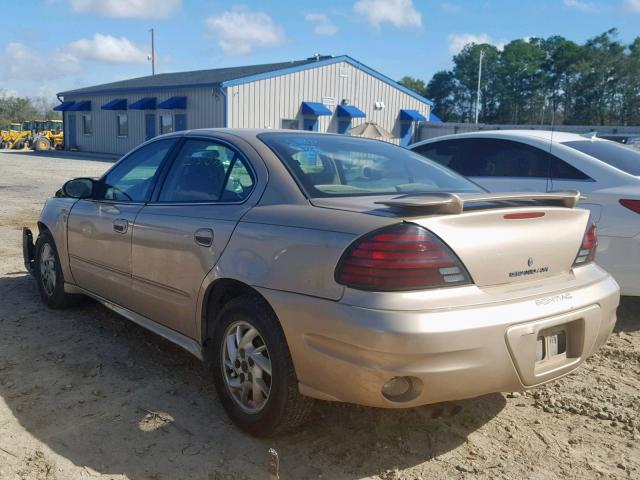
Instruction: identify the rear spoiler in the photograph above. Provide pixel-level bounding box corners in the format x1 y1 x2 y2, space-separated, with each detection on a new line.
375 191 582 214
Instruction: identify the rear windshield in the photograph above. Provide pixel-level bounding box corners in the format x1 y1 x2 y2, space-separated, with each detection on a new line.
259 133 483 198
563 140 640 176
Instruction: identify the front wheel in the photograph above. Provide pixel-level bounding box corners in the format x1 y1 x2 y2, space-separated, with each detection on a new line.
34 231 81 308
210 294 313 436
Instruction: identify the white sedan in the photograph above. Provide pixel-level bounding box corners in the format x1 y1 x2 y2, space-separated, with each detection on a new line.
410 130 640 296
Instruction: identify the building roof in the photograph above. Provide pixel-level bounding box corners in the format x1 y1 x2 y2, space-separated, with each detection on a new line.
58 55 434 106
59 58 319 96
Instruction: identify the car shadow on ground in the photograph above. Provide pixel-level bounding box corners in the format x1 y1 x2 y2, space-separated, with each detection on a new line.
615 296 640 333
0 274 505 479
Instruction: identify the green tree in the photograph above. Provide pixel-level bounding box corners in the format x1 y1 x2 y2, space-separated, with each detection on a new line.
425 70 459 121
398 76 428 97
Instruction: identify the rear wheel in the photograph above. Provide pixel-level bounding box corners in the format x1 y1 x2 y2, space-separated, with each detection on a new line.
210 294 313 436
34 231 82 308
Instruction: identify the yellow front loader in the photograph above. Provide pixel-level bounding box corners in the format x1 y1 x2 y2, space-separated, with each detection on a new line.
0 124 31 149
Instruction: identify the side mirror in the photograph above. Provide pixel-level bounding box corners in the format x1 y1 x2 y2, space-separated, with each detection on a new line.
62 178 95 199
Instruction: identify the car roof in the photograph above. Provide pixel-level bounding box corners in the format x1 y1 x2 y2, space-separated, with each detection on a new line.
409 129 606 147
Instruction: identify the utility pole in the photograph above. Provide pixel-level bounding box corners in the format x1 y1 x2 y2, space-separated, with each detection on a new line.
474 49 485 124
149 28 155 75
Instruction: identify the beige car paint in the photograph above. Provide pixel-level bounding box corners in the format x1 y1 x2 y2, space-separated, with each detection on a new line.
67 200 144 306
32 129 620 410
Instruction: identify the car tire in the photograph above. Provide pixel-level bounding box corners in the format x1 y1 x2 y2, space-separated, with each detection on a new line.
210 294 313 437
34 230 82 309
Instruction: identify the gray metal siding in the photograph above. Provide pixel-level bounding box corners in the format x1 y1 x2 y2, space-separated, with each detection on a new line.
64 87 224 155
226 61 430 144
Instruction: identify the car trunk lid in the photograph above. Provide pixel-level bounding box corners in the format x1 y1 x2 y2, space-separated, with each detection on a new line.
312 191 590 287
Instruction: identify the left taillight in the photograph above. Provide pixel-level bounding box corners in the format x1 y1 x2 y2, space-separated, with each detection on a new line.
620 199 640 214
335 223 471 291
573 224 597 267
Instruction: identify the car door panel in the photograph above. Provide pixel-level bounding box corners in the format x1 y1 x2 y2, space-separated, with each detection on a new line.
131 205 248 338
66 138 178 307
130 136 266 338
469 176 549 192
68 201 143 305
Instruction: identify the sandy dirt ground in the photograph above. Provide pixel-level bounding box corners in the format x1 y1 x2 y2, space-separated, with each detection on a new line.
0 150 638 480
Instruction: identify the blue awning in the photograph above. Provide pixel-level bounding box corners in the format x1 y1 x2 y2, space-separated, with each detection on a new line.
301 101 332 116
399 109 427 122
157 96 186 109
129 97 157 110
101 98 127 110
68 100 91 111
53 101 75 112
429 112 442 122
336 104 366 119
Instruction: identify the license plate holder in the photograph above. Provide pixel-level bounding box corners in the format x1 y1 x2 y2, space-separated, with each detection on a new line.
536 329 567 362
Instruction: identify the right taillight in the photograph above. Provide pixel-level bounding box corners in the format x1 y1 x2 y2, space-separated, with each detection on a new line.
620 199 640 214
335 223 471 291
573 224 597 267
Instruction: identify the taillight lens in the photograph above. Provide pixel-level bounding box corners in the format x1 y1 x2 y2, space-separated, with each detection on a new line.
335 223 471 291
620 199 640 214
573 224 597 267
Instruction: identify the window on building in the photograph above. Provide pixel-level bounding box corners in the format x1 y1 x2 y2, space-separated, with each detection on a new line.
160 114 173 135
281 118 299 130
117 114 128 137
82 114 92 135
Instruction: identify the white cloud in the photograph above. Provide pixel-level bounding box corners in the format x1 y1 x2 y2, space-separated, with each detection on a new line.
305 13 338 36
67 34 148 64
623 0 640 12
447 33 505 54
353 0 422 28
440 2 462 13
563 0 596 12
205 8 285 55
69 0 181 19
0 42 81 81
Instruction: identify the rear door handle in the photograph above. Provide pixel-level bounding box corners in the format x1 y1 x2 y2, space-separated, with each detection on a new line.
194 228 214 247
113 219 129 234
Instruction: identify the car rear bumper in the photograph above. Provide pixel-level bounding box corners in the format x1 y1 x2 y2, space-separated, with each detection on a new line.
23 227 36 275
259 265 619 408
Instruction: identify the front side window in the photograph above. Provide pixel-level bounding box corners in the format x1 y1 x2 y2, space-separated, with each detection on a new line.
563 140 640 176
82 114 92 135
158 139 254 202
415 139 552 178
160 114 173 135
117 114 128 137
100 138 177 202
259 133 482 198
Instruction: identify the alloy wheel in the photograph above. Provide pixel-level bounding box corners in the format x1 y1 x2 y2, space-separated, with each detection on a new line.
39 243 56 296
221 320 272 414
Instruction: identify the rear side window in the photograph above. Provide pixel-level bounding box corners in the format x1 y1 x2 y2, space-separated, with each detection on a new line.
550 158 591 180
158 139 254 202
415 138 553 178
563 140 640 176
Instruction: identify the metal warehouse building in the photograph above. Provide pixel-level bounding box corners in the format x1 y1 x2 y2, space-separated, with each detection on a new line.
55 55 433 155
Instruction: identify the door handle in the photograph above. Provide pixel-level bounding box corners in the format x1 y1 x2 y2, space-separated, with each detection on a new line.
113 219 129 234
194 228 214 247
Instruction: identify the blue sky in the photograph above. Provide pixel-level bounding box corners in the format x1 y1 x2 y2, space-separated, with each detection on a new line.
1 0 638 99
